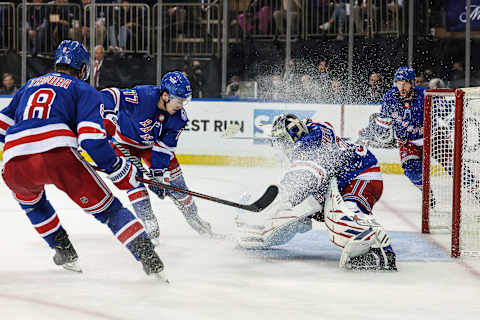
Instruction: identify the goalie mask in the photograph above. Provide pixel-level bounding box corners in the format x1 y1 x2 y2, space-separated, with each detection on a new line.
271 114 309 154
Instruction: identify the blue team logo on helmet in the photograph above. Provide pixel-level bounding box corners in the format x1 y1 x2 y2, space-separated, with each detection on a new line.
161 71 192 101
55 40 90 80
394 66 415 83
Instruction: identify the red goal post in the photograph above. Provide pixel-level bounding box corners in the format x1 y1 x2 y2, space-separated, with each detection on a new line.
422 88 480 258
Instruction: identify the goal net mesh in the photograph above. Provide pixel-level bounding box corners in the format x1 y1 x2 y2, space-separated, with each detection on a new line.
424 88 480 257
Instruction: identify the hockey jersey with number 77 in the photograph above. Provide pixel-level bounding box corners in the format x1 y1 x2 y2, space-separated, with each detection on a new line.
100 85 188 171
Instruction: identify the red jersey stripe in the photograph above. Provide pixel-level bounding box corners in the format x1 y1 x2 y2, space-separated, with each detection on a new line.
117 221 144 243
4 129 76 150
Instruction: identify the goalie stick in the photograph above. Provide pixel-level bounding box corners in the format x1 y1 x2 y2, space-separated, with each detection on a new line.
222 123 272 140
103 141 279 212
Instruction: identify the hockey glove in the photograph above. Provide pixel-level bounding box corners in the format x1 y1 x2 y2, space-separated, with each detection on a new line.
108 157 140 190
149 168 169 199
102 110 118 137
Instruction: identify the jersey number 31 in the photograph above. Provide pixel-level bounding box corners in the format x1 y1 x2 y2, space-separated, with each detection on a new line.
24 88 56 120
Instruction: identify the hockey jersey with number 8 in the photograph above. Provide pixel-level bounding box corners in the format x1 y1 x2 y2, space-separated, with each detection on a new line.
0 72 117 171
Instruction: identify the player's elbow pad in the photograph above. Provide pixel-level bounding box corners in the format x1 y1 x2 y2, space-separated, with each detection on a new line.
81 139 117 172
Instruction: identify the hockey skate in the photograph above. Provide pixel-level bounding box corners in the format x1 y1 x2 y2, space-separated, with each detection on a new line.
131 198 161 246
142 217 161 247
346 248 397 271
52 229 82 273
132 237 169 282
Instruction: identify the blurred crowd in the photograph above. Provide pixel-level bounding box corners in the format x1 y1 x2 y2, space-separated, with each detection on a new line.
225 57 459 103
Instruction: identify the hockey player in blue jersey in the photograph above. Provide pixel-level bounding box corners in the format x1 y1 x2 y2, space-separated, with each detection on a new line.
235 114 397 271
100 71 212 242
358 66 428 191
356 67 480 206
0 40 166 279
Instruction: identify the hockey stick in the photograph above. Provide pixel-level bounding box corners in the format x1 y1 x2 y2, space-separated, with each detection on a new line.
106 141 279 212
222 123 242 138
223 123 273 141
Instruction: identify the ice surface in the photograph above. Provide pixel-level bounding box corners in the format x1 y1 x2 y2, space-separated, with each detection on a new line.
0 165 479 320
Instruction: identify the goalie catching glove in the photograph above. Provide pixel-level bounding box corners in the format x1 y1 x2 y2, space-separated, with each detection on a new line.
356 112 397 149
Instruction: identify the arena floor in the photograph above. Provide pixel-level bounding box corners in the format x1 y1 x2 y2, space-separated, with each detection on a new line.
1 165 479 320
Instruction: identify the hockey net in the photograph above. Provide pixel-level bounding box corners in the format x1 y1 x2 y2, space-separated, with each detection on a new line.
423 88 480 257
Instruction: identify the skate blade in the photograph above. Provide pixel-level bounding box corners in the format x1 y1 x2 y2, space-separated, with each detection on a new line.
151 237 161 247
150 271 169 283
62 261 83 273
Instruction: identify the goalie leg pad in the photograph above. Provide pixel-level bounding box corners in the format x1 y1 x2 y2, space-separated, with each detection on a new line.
339 226 397 271
235 195 320 249
324 201 380 248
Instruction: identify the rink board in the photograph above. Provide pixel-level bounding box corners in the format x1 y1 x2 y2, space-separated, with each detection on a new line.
0 97 403 173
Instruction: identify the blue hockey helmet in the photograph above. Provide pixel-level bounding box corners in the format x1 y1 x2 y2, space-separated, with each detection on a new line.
394 66 415 83
55 40 90 80
271 114 309 150
161 71 192 102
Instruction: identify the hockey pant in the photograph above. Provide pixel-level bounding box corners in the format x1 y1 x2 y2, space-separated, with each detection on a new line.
1 147 150 260
399 141 423 189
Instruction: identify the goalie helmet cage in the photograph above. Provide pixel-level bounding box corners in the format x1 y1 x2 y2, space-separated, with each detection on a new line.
422 88 480 258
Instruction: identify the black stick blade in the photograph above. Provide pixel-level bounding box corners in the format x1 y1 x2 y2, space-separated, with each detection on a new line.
242 185 279 212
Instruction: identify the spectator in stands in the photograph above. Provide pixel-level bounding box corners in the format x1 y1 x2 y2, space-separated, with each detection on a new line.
364 72 386 103
190 59 205 98
415 73 428 88
267 73 285 100
386 0 403 31
448 61 465 88
237 0 273 35
25 0 48 55
312 58 330 94
46 0 77 50
109 0 137 52
319 0 346 40
423 67 435 83
428 78 446 89
163 0 188 39
283 59 301 98
299 74 317 103
273 0 302 36
0 73 18 95
226 75 242 98
329 78 346 102
352 0 367 35
92 45 105 89
307 0 330 34
70 0 107 48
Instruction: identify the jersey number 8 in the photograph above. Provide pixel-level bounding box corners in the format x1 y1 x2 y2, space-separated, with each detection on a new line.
24 88 56 120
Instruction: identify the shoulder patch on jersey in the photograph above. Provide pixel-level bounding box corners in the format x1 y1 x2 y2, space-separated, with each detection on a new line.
180 108 188 121
158 114 165 122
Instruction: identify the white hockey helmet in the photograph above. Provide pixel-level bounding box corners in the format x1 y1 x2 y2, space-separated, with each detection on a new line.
271 114 309 151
